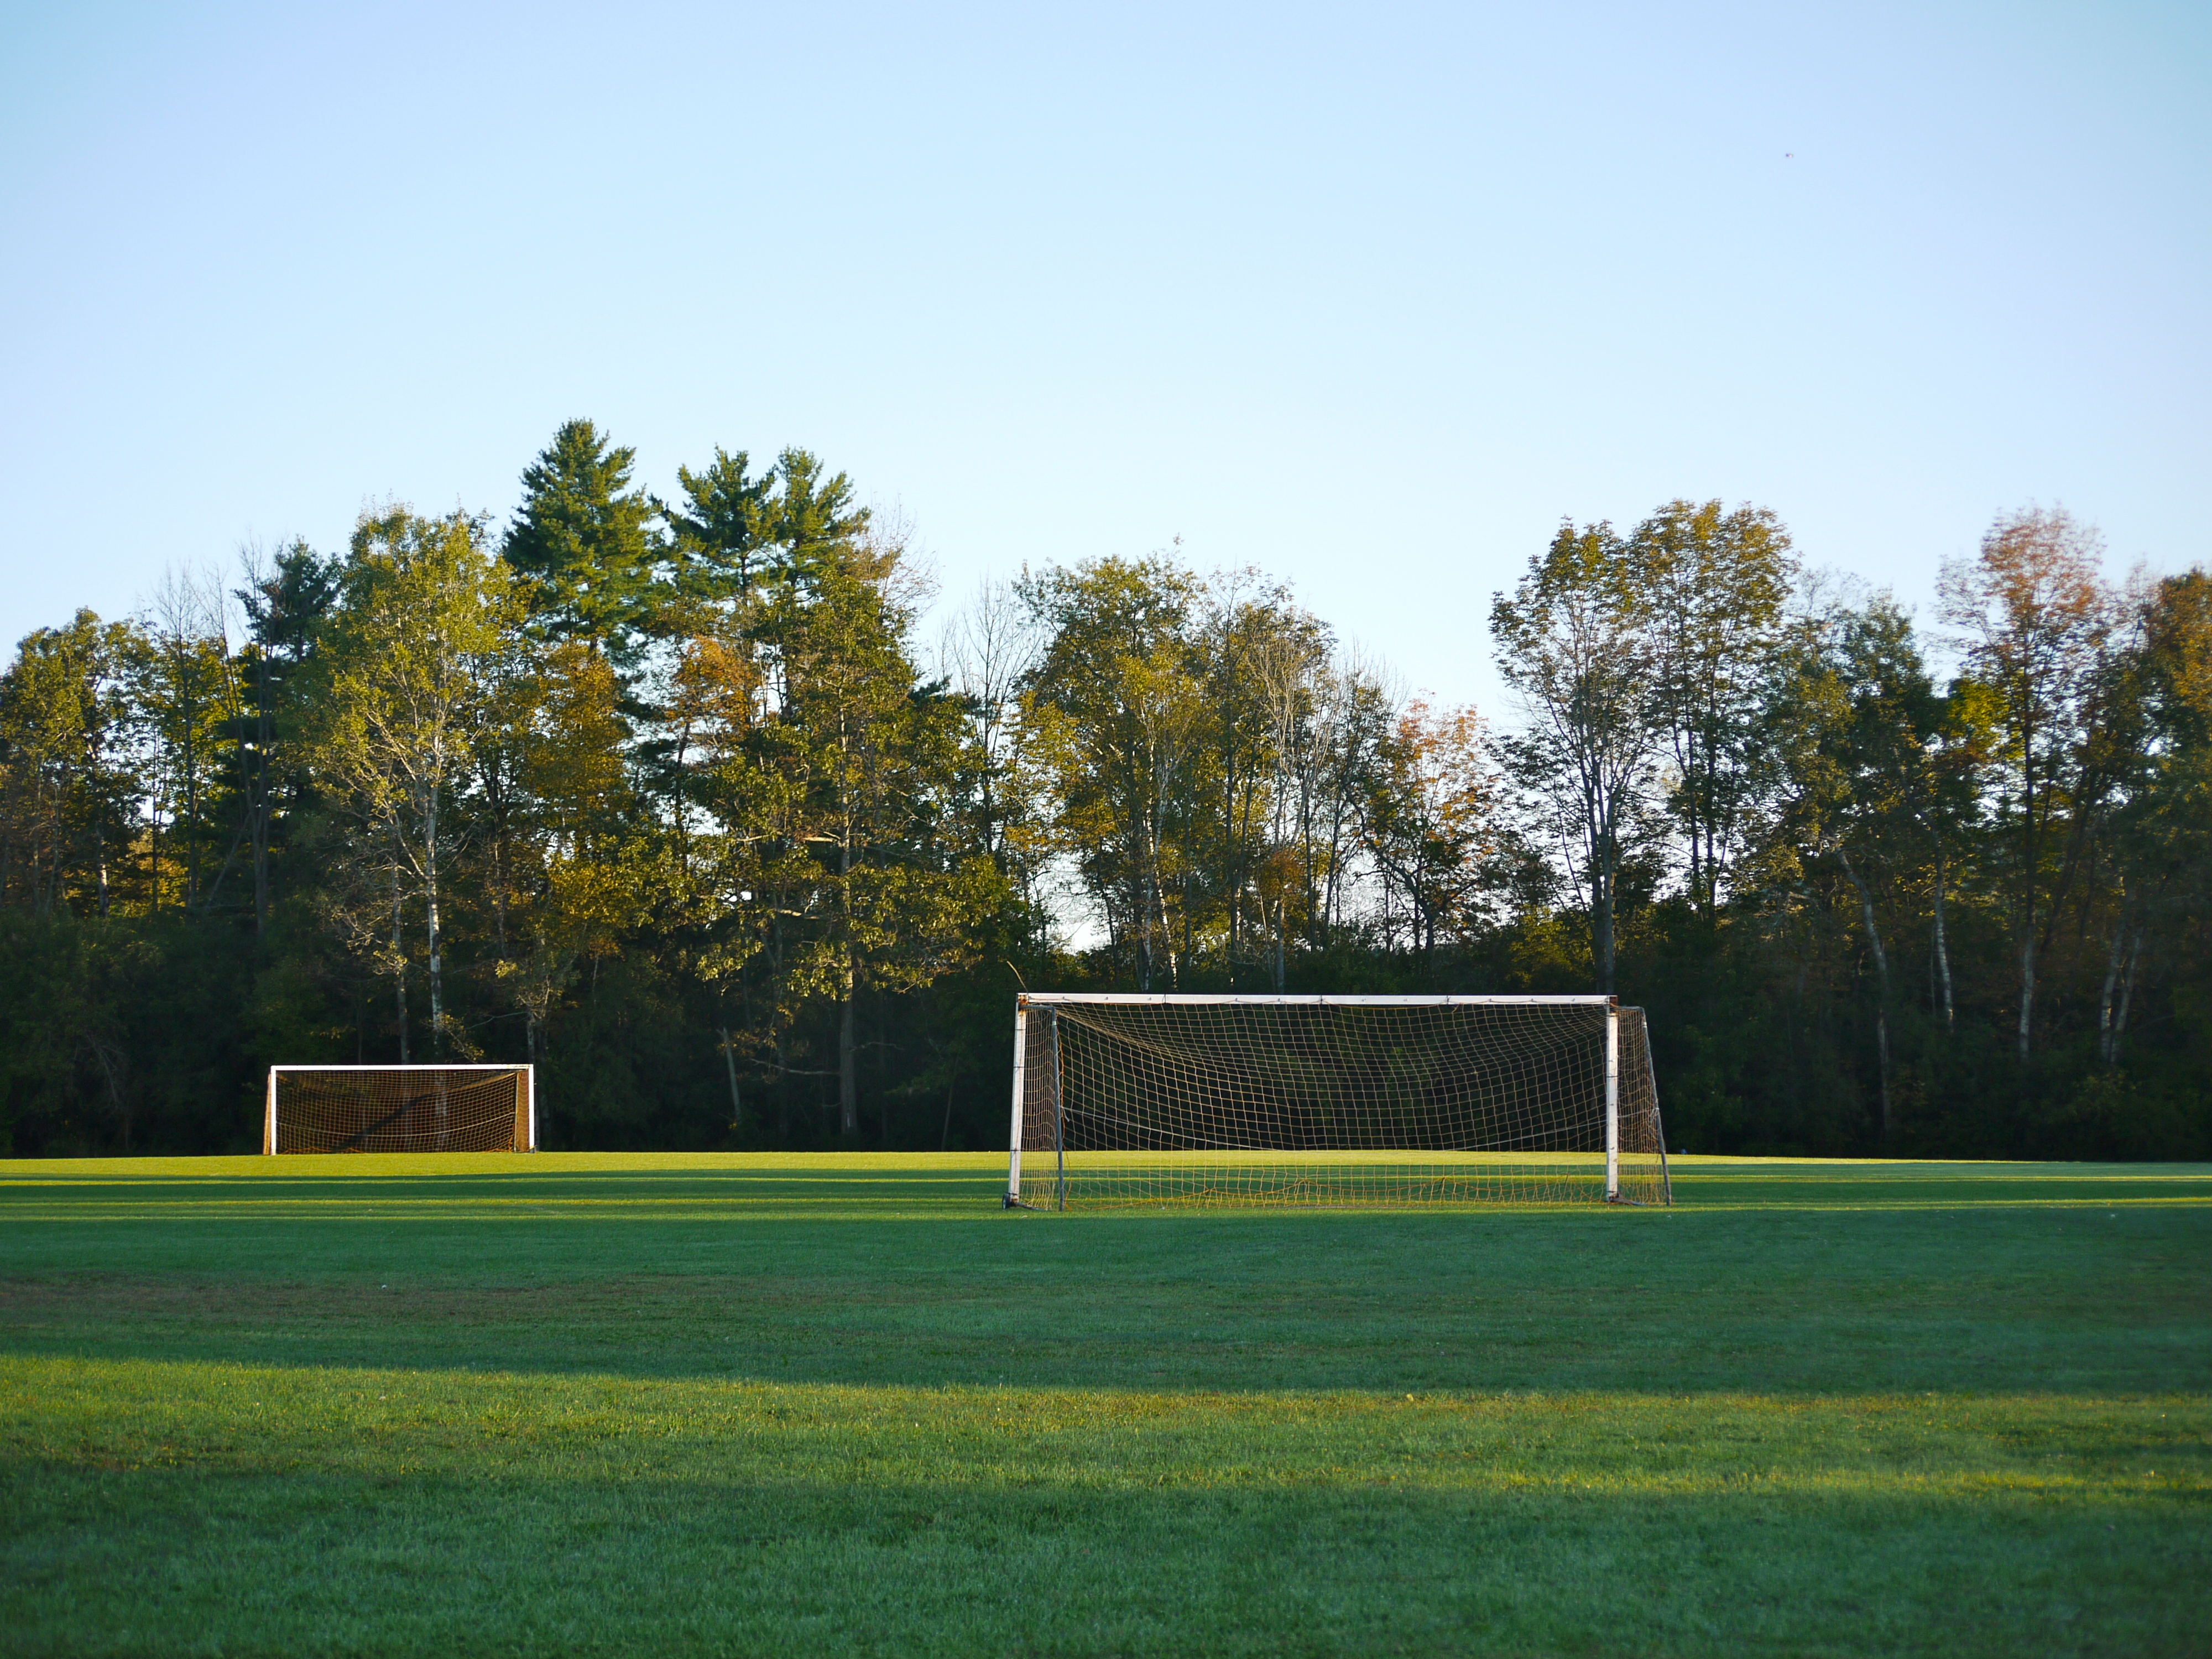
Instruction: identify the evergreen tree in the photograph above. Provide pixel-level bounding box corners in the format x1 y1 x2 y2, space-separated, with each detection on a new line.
502 420 664 670
664 447 778 614
234 539 340 933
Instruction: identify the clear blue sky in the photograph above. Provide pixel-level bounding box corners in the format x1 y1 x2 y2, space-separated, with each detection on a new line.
3 1 2205 711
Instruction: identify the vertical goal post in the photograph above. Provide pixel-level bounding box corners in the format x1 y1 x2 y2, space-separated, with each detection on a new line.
263 1065 536 1154
1004 993 1670 1210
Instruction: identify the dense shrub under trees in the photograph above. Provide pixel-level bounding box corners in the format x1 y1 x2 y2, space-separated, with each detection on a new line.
3 426 2206 1159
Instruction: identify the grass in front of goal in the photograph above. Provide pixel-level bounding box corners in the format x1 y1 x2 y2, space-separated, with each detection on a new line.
1015 1148 1670 1208
3 1155 2208 1657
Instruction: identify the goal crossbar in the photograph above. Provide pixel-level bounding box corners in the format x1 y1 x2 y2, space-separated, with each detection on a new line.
1005 993 1667 1210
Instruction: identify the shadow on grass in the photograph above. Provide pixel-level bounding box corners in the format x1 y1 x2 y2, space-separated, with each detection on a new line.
6 1459 2205 1658
5 1192 2211 1397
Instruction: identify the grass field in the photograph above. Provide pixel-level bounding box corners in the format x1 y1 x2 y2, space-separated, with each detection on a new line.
3 1154 2208 1656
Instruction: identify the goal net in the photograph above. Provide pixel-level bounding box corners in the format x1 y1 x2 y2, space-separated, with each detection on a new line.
263 1065 536 1154
1005 995 1668 1209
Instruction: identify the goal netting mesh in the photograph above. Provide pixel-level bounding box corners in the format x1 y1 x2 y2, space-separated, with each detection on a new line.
1010 997 1667 1209
265 1066 535 1154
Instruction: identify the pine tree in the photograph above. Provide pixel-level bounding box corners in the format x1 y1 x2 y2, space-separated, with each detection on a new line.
502 420 663 670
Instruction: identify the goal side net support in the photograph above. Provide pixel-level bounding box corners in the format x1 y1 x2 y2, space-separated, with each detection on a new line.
263 1065 536 1154
1004 995 1668 1209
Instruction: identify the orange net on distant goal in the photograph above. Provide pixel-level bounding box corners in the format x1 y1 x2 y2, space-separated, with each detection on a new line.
264 1066 535 1153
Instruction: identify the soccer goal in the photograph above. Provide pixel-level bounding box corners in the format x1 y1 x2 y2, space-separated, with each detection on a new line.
1004 995 1668 1209
263 1065 536 1154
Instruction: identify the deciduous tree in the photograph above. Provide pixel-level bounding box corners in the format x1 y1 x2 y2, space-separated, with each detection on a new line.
1361 699 1496 964
1940 507 2120 1060
1635 499 1796 920
311 508 517 1060
1490 521 1662 993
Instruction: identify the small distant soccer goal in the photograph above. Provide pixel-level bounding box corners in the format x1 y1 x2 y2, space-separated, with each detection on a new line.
263 1065 536 1154
1005 995 1668 1209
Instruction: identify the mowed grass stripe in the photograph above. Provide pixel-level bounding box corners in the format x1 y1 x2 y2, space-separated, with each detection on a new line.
0 1151 1017 1181
8 1151 2210 1186
9 1187 2208 1219
7 1355 2207 1500
7 1154 2208 1219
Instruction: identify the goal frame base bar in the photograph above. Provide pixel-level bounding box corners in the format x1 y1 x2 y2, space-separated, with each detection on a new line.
1005 993 1663 1210
1014 994 1614 1006
263 1063 537 1155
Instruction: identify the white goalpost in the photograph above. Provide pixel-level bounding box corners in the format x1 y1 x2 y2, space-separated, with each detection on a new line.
263 1065 536 1154
1004 994 1669 1210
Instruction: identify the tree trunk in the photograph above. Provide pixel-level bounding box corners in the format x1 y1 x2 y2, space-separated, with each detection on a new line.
1223 739 1239 971
250 789 270 933
838 797 860 1140
2098 889 2131 1064
425 792 445 1059
719 1021 744 1131
1684 724 1703 923
251 660 272 936
1131 863 1151 991
184 731 200 908
775 1031 790 1144
2112 928 2143 1058
1152 827 1178 987
390 849 409 1065
1588 768 1620 993
2018 706 2038 1064
1838 846 1893 1144
772 898 791 1144
1932 849 1954 1031
1592 852 1616 995
838 964 860 1142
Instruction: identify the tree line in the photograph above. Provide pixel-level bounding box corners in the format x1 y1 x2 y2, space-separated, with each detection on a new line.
3 421 2206 1159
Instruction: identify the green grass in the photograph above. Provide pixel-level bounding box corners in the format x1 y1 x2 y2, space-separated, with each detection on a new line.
2 1154 2208 1656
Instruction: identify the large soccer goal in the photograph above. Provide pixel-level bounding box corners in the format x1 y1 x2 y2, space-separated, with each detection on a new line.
263 1065 536 1154
1005 995 1668 1209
